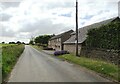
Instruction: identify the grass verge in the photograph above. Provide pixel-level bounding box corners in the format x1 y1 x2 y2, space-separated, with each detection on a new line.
31 45 43 51
58 54 119 82
2 44 25 81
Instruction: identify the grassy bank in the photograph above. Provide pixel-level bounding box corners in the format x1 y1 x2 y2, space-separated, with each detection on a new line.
58 54 119 82
2 44 25 81
31 45 43 51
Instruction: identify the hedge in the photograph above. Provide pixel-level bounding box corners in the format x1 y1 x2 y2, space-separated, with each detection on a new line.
86 20 120 50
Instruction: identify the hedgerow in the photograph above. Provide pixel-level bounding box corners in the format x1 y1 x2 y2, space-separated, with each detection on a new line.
86 19 120 50
2 44 25 81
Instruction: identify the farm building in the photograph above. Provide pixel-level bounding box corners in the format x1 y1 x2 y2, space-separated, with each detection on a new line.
64 17 120 55
48 1 120 54
48 30 74 51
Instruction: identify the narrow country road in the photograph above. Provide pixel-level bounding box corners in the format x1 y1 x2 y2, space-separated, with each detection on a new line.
8 45 110 82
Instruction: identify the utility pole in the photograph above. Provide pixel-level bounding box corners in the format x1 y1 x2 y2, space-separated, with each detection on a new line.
76 0 79 56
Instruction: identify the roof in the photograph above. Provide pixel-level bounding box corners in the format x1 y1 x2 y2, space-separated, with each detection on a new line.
64 17 119 44
50 30 74 40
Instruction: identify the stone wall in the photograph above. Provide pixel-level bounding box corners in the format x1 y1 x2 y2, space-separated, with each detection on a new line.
64 44 82 55
80 47 119 65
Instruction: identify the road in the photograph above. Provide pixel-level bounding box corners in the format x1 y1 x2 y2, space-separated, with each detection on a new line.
8 45 110 82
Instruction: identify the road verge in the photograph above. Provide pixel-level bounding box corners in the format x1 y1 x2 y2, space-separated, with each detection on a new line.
2 44 25 83
58 54 119 82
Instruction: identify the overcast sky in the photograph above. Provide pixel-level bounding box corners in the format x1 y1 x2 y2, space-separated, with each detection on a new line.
0 0 119 43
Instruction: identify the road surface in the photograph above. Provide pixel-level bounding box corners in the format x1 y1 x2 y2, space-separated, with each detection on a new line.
8 45 110 82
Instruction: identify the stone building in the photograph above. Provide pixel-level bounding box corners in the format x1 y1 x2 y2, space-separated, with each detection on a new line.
48 30 73 51
64 17 120 55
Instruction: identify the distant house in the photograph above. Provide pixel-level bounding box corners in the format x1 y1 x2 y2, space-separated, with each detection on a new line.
64 17 120 55
48 30 74 51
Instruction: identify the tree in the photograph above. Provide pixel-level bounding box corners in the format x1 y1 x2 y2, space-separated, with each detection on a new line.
29 40 34 45
9 42 15 44
22 42 25 44
16 41 21 44
2 42 5 44
29 36 35 45
34 35 53 45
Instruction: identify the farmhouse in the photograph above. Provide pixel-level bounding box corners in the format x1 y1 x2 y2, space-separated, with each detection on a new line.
48 30 74 51
64 17 120 55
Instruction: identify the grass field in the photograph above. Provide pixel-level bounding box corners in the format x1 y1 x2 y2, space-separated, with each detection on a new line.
0 44 17 47
2 44 25 81
31 45 43 51
58 54 119 82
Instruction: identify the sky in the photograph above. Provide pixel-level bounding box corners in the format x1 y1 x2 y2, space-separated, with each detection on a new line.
0 0 119 43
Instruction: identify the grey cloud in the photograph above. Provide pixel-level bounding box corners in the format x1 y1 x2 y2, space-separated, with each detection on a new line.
0 23 16 37
43 1 74 10
0 24 31 39
0 13 12 21
0 2 20 9
1 28 16 37
19 18 71 36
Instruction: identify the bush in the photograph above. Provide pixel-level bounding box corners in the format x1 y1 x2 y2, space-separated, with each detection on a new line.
54 50 69 56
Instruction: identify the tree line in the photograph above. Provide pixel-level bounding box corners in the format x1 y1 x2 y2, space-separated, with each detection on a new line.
29 34 55 46
1 41 25 44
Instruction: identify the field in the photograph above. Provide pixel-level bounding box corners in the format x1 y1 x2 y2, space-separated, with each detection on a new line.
0 44 17 47
2 44 25 82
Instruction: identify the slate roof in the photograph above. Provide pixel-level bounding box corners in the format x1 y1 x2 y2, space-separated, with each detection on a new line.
50 30 74 40
64 17 119 44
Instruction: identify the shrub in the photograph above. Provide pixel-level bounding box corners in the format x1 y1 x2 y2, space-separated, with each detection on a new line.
54 50 69 56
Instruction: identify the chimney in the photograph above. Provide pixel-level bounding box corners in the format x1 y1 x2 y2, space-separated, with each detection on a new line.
118 1 120 18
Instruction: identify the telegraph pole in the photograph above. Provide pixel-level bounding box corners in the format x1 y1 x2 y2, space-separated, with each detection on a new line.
75 0 78 56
